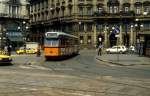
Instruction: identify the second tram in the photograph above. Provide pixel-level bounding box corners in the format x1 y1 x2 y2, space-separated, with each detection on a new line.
44 32 79 59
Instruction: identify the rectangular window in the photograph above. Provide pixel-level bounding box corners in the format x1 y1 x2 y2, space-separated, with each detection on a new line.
144 23 150 30
79 23 84 32
96 24 103 32
79 7 84 16
125 7 129 12
109 6 113 13
69 8 72 16
98 7 103 13
136 7 141 15
87 7 93 15
9 5 12 15
144 6 149 14
114 6 118 14
87 23 92 32
12 6 18 16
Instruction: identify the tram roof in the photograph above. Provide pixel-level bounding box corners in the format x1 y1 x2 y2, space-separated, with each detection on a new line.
45 31 78 39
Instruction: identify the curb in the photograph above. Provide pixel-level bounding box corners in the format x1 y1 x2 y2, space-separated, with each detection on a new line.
96 57 149 66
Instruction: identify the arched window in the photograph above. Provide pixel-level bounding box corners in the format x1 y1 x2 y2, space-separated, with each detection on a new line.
107 0 119 14
143 1 150 15
123 3 130 13
134 2 142 15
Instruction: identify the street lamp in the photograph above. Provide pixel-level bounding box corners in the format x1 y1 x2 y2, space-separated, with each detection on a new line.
140 24 143 28
78 21 82 32
134 18 144 55
17 21 29 45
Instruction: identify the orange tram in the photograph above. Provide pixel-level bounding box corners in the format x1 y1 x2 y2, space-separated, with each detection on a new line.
44 32 79 60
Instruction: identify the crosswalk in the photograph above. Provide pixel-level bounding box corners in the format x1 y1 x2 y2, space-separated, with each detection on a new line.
18 64 74 72
11 54 36 57
18 65 50 70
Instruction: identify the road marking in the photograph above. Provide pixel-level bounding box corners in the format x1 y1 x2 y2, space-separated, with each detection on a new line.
54 68 73 71
19 65 50 70
20 87 28 90
19 65 33 69
29 88 38 91
20 87 38 91
29 65 51 70
60 91 91 96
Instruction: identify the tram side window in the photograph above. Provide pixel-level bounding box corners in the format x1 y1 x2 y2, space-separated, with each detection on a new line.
45 39 59 46
66 38 71 46
60 38 66 47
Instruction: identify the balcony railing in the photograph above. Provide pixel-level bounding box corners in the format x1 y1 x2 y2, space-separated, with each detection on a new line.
0 13 29 19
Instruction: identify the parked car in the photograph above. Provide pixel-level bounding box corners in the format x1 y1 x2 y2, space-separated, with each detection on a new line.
106 45 127 54
0 50 12 64
16 47 37 54
128 46 136 53
16 47 25 54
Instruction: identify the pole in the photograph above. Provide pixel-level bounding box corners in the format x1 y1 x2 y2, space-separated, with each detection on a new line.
0 25 2 50
116 34 119 62
117 37 119 62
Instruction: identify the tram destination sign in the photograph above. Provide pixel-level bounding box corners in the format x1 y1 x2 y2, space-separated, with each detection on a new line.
45 32 58 38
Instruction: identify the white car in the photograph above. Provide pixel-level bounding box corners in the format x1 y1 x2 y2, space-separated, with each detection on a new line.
128 46 136 53
106 46 127 54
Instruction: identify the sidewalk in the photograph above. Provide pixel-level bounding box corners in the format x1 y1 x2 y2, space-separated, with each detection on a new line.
96 53 150 66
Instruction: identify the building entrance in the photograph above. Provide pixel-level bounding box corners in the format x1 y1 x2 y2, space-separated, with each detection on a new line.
109 33 117 47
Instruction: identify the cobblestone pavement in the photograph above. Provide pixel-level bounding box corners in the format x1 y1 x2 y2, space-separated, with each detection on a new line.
0 64 150 96
0 51 150 96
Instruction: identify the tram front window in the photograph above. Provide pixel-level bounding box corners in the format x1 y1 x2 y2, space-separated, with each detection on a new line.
45 39 59 47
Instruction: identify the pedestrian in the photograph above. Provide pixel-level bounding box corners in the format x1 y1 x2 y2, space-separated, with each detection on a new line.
97 44 103 56
137 43 140 56
7 45 12 56
4 46 8 55
36 44 41 57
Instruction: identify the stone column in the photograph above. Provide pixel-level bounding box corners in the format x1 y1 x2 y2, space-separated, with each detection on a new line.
130 0 134 11
119 24 123 45
104 25 108 48
130 25 134 46
93 22 97 48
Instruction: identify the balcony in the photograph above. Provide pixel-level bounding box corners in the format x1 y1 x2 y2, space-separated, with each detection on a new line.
0 13 29 19
78 0 84 4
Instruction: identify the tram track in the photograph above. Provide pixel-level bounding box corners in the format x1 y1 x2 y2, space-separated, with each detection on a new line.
1 56 150 95
43 56 150 91
0 81 138 96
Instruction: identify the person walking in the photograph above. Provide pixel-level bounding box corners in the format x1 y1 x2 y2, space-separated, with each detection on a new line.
97 44 103 56
7 45 12 56
4 46 8 55
36 44 41 57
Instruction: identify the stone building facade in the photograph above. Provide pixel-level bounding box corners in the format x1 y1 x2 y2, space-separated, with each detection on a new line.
29 0 150 50
0 0 29 49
